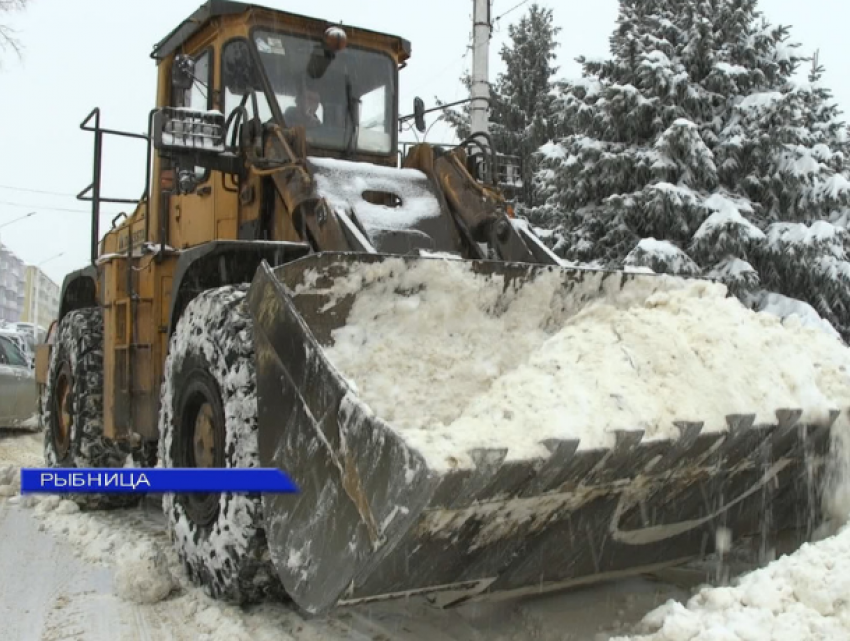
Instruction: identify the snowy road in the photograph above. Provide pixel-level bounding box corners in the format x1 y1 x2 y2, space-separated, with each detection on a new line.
6 427 850 641
9 427 848 641
0 430 697 641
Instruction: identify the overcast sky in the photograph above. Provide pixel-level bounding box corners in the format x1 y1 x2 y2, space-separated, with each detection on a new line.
0 0 846 284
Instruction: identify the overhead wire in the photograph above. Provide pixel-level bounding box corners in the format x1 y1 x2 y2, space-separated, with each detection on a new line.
0 187 129 215
0 199 91 214
0 184 80 198
0 199 126 215
409 41 472 96
492 0 533 25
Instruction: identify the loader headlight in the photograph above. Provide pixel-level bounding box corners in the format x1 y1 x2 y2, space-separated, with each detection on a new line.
153 107 226 153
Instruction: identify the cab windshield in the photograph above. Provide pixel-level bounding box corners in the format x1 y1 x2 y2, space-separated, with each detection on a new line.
248 30 396 155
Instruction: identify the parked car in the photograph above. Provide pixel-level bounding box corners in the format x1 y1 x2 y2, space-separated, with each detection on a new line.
11 323 45 364
0 327 35 367
0 333 38 430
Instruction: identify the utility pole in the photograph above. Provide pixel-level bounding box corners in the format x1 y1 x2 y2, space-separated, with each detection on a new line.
470 0 491 140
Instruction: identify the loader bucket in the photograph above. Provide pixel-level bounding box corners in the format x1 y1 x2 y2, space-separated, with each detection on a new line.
246 253 838 615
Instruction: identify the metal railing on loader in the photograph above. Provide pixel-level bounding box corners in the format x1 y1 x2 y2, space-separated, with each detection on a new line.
398 139 523 204
77 107 157 443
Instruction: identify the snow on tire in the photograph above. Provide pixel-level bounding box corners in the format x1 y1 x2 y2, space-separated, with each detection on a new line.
159 286 283 604
42 307 137 510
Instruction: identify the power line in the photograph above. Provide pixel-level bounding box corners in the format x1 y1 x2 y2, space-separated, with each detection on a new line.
410 42 472 96
0 199 95 214
493 0 532 24
0 184 80 198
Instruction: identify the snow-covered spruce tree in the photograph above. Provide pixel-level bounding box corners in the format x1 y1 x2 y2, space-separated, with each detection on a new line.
437 72 475 143
491 4 560 205
531 0 850 338
441 4 560 205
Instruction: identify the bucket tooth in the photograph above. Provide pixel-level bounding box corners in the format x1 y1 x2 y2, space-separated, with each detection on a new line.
726 414 756 433
722 414 776 467
674 421 704 447
775 408 803 431
660 421 722 471
520 439 581 496
468 447 509 469
614 429 675 475
541 437 581 459
793 410 840 458
443 448 508 509
614 429 644 449
770 413 824 463
770 419 831 543
590 430 670 483
430 469 476 509
476 457 547 503
804 422 833 456
557 447 612 492
826 409 842 429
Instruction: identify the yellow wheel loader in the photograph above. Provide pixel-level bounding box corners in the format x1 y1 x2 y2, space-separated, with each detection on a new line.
35 0 836 615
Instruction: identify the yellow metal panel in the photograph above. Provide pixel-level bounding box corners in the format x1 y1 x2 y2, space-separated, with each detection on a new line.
34 344 50 385
96 4 411 443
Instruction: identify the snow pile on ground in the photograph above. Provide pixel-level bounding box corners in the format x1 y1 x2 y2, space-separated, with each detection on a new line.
615 524 850 641
2 493 301 640
315 258 850 471
749 290 841 340
114 540 176 604
0 464 18 496
28 495 140 564
0 432 300 640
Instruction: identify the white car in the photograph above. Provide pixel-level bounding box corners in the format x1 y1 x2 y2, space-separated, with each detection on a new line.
11 323 44 361
0 333 38 429
0 329 34 368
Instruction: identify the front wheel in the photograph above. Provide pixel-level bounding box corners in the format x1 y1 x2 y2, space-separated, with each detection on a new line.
159 286 283 604
41 308 137 509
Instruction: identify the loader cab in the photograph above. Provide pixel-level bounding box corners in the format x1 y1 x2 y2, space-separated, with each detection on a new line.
152 1 410 167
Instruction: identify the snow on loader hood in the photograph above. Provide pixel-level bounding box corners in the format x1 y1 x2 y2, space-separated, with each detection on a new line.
290 257 850 474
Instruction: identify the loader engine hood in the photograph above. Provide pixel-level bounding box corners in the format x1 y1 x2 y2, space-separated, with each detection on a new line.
308 156 462 255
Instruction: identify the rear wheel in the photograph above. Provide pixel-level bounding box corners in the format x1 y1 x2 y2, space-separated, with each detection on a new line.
42 308 137 509
159 286 283 604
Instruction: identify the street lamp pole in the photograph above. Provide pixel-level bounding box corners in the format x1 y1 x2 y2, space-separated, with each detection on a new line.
0 211 36 231
33 251 64 337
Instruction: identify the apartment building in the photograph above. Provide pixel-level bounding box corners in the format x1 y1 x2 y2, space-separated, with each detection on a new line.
0 240 26 323
21 266 60 330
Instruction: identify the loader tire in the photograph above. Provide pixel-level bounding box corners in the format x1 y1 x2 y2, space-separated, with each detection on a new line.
42 308 138 510
159 286 283 605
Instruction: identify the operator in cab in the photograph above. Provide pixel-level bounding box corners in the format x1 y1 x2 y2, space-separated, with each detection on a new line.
285 85 322 128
